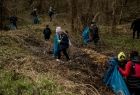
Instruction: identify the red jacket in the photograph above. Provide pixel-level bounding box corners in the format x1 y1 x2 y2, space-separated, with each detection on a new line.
119 60 140 78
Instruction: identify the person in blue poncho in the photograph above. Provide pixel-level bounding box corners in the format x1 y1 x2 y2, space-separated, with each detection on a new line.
82 22 99 45
53 27 70 62
53 27 61 58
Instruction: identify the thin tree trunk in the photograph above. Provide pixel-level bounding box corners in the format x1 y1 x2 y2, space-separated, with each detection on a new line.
87 0 93 24
111 0 117 33
71 0 74 32
71 0 77 32
119 0 128 24
0 0 3 30
14 0 18 15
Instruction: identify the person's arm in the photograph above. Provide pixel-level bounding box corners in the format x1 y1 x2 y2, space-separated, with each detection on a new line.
119 61 132 77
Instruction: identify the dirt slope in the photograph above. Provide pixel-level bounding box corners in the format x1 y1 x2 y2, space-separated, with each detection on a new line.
0 24 114 95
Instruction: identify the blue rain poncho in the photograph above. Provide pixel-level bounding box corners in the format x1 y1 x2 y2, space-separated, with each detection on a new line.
53 33 60 57
82 26 90 44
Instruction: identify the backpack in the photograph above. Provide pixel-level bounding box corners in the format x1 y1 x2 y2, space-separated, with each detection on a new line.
130 62 136 75
127 60 140 89
130 56 140 75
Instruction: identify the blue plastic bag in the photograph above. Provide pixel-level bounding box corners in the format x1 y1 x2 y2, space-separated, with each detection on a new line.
82 26 90 44
103 57 130 95
9 23 16 30
33 16 39 24
53 33 60 57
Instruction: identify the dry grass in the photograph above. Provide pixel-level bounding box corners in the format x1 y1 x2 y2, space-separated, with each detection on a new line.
0 19 115 95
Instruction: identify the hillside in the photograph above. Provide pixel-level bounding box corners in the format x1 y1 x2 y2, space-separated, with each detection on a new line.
1 0 140 94
0 22 114 95
1 13 140 94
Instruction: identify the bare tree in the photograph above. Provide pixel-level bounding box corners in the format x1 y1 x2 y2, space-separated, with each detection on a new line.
111 0 117 33
0 0 4 30
119 0 128 24
71 0 77 32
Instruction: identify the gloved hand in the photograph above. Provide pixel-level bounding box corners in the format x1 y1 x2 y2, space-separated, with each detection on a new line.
58 40 61 43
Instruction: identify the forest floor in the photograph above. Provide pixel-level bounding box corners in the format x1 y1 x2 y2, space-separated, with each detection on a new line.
1 17 140 95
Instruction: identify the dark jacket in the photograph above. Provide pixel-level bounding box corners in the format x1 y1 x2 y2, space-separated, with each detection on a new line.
31 11 37 17
43 28 51 40
89 25 99 40
131 18 140 31
9 16 18 28
10 16 17 23
59 33 69 49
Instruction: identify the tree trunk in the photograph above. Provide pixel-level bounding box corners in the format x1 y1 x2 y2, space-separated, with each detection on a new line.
0 0 4 30
71 0 77 32
111 0 117 33
119 0 128 24
87 0 93 24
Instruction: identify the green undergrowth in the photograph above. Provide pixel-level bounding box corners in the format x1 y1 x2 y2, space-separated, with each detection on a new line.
100 27 140 56
0 70 74 95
